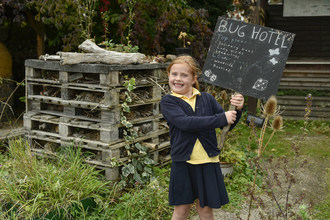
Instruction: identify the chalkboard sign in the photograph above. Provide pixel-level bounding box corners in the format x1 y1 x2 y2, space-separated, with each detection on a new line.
201 17 295 100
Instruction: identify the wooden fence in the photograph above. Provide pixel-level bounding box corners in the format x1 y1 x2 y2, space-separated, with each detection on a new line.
277 60 330 121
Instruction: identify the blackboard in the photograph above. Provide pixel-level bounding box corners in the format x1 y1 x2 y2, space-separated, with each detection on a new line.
200 17 295 100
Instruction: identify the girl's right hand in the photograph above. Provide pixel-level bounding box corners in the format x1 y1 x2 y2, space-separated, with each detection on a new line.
225 111 237 124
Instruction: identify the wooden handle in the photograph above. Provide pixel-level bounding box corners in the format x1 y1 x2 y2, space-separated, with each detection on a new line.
217 92 240 150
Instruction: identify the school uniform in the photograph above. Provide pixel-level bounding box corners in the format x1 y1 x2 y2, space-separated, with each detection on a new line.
160 88 243 208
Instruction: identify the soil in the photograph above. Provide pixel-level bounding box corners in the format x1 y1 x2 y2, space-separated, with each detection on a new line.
189 134 329 220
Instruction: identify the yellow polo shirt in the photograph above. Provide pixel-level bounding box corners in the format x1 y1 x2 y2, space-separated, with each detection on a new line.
171 88 219 164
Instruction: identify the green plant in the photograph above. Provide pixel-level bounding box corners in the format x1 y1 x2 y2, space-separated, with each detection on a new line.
0 138 112 219
117 0 213 65
105 179 173 219
221 145 260 214
77 0 98 40
119 76 156 187
219 142 245 165
99 39 139 53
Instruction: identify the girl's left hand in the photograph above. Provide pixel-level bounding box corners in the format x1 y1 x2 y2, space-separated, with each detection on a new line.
230 94 244 111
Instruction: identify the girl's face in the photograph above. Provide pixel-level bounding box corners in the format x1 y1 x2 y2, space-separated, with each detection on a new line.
168 63 197 98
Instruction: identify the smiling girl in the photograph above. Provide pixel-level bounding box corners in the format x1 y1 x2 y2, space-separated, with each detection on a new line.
160 55 244 220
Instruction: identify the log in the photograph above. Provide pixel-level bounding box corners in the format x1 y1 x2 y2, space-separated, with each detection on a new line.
62 39 146 65
58 52 146 65
143 142 158 150
39 54 61 61
78 39 109 53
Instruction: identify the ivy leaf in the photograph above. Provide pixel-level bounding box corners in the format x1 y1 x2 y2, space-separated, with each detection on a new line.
144 158 156 165
142 171 149 177
132 158 138 167
135 143 142 150
122 120 133 128
129 78 136 85
122 102 130 113
125 136 134 142
133 172 142 183
122 163 135 177
137 162 143 171
141 144 148 151
126 96 132 102
144 166 153 174
132 158 143 171
127 85 135 92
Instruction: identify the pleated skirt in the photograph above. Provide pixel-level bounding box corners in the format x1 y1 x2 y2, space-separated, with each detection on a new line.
169 161 229 209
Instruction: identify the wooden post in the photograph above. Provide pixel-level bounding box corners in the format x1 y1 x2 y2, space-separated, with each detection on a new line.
247 4 261 116
217 92 240 150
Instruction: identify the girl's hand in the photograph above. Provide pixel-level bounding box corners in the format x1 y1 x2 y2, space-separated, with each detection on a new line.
225 111 237 124
230 94 244 110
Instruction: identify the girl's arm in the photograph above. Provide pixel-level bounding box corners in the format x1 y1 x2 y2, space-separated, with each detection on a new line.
160 96 228 132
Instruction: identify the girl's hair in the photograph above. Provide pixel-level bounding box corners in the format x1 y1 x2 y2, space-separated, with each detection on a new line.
166 55 201 91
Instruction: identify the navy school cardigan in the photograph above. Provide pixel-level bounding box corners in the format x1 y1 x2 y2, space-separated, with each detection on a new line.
160 92 243 162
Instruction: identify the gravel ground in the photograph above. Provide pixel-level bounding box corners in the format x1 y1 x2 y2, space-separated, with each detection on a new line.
189 201 261 220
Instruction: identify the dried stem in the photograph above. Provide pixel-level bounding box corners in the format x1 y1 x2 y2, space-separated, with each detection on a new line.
261 130 276 155
0 78 25 122
261 157 287 219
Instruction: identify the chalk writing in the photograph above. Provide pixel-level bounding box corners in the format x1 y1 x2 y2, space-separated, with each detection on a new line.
218 19 290 48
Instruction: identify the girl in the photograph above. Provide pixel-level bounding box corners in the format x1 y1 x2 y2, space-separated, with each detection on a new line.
160 55 244 220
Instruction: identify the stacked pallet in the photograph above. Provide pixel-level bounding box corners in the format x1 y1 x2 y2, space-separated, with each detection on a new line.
24 59 171 181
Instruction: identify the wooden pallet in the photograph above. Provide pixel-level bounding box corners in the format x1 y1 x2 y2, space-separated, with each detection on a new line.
27 99 162 123
24 59 172 181
26 61 168 87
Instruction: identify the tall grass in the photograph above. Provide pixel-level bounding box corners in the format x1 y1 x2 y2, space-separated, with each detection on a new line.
0 138 112 219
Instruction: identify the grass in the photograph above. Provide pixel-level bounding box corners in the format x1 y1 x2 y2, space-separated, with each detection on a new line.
0 138 174 219
0 118 329 219
0 138 113 219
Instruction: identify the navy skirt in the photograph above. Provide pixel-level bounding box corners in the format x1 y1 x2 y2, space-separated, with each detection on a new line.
169 162 229 209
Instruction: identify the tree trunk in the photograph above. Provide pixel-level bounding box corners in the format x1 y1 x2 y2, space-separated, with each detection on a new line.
25 9 45 58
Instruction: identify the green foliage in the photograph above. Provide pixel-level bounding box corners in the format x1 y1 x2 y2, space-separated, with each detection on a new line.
0 138 112 219
86 167 172 219
104 180 172 219
99 39 139 53
187 0 234 29
120 76 156 187
220 142 245 165
76 0 98 40
118 0 214 64
25 0 83 51
222 146 260 212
